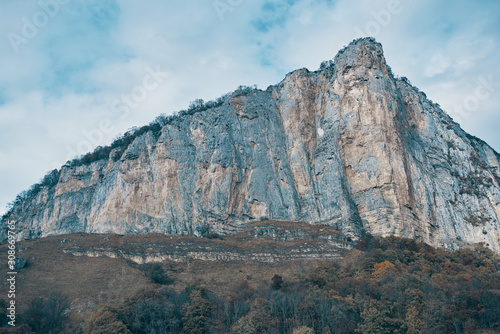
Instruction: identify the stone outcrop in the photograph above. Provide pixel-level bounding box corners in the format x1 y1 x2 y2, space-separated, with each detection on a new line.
2 38 500 251
61 221 352 264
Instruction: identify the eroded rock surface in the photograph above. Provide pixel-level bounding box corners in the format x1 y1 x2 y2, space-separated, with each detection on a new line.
3 38 500 251
62 222 352 264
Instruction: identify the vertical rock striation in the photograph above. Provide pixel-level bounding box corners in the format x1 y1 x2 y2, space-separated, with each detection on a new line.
3 38 500 251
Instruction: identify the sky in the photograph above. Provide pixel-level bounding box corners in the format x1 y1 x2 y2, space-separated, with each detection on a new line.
0 0 499 216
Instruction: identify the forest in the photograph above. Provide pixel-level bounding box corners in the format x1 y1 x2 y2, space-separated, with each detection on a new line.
1 235 499 333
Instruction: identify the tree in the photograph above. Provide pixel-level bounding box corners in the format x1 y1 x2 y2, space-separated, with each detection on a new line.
129 299 181 334
319 60 333 70
372 260 397 279
182 290 215 334
82 309 130 334
356 300 404 334
244 298 277 333
293 327 314 334
405 306 423 334
404 289 424 334
231 315 258 334
224 279 253 325
189 99 205 112
23 294 70 334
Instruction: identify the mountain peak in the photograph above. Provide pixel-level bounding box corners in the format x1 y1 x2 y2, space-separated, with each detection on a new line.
3 39 500 252
333 37 389 75
340 37 384 56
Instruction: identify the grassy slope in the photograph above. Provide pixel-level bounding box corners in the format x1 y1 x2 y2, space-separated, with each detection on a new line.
0 221 350 319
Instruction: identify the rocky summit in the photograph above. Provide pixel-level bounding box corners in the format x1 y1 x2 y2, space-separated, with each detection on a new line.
2 38 500 251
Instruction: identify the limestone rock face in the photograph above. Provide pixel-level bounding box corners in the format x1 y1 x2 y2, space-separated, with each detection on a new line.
3 38 500 251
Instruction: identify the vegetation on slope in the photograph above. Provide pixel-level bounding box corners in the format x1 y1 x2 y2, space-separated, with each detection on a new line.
1 235 498 333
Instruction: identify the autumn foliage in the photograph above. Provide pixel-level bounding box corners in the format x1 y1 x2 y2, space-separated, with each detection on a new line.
4 235 499 333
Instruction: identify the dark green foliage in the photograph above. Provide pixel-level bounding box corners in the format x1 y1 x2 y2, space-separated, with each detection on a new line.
61 89 239 170
1 169 62 223
2 169 61 220
189 99 206 112
139 263 172 285
68 122 164 167
82 289 186 334
319 60 334 70
65 93 232 169
22 293 70 334
182 290 216 334
271 274 284 290
232 85 258 97
446 140 456 150
0 299 7 327
196 222 222 239
400 76 412 86
129 299 181 334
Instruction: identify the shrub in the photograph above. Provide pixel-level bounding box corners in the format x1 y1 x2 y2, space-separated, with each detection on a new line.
0 299 7 327
139 263 172 285
231 315 257 334
82 308 130 334
357 300 405 334
182 290 215 334
196 223 221 239
129 299 181 334
271 275 284 290
293 327 314 334
319 60 334 70
22 293 70 334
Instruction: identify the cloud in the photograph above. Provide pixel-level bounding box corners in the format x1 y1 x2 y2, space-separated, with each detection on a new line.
0 0 499 215
424 53 452 78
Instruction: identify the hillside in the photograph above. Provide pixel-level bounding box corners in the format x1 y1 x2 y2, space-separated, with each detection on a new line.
0 231 498 333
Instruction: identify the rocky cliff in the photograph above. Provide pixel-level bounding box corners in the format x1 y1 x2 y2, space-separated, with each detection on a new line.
60 221 353 265
3 38 500 251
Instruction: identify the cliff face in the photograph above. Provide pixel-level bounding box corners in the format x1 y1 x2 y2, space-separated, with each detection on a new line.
3 38 500 251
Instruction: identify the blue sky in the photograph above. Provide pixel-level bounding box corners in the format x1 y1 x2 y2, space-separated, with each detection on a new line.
0 0 499 215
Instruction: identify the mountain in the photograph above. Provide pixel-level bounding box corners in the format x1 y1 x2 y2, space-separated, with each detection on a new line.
2 38 500 251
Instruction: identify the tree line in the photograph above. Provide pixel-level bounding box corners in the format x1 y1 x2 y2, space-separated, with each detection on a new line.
2 235 498 333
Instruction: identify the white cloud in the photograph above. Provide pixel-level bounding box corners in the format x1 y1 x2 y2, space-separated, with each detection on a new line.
424 53 452 78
